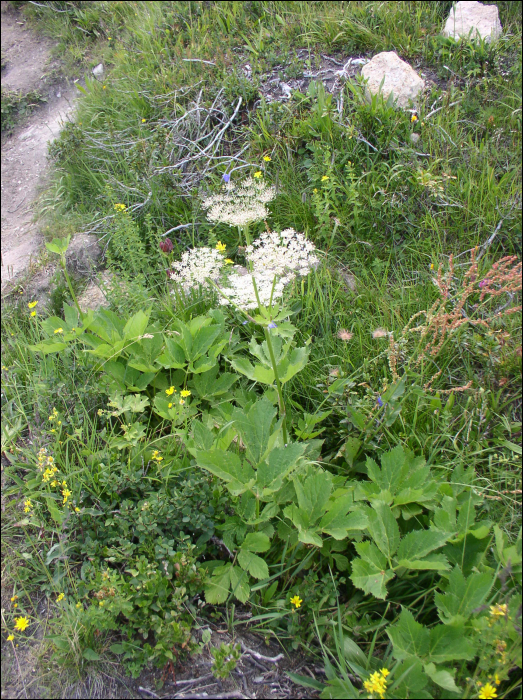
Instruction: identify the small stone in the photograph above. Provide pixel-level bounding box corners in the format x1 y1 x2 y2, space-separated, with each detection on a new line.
92 63 104 78
361 52 424 109
280 82 292 99
65 233 102 276
442 1 502 43
410 132 421 145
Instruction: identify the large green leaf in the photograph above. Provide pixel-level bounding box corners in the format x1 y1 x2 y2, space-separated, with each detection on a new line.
393 659 429 698
191 324 223 361
294 470 333 524
257 443 304 491
192 367 238 399
123 310 150 340
237 550 269 580
427 625 475 664
350 558 395 600
205 564 231 604
230 357 275 384
194 449 255 495
277 345 310 385
366 444 409 494
423 663 460 693
434 566 493 624
396 529 449 561
366 502 400 558
232 396 277 467
156 336 187 369
242 532 271 553
387 609 430 660
229 565 250 603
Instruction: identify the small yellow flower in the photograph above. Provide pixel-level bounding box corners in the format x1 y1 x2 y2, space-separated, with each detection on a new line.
216 241 227 252
165 386 176 396
494 674 501 686
180 390 191 398
103 85 106 89
57 593 65 602
28 301 38 309
263 156 271 162
430 263 435 270
30 311 36 317
411 114 418 122
14 617 29 632
75 507 80 513
23 499 32 513
141 118 146 122
14 603 18 607
114 203 126 211
7 634 14 641
168 402 173 408
313 188 318 193
380 668 390 677
97 409 103 416
54 328 64 334
224 258 234 264
254 171 262 178
99 600 104 606
321 175 329 182
11 596 18 602
489 603 507 619
108 37 112 40
290 595 302 608
478 683 498 699
76 602 82 609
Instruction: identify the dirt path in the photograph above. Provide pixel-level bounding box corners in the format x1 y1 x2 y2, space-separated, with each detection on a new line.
1 1 77 291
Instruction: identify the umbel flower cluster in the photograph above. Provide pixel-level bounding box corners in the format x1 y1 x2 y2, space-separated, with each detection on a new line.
201 176 276 227
169 228 318 310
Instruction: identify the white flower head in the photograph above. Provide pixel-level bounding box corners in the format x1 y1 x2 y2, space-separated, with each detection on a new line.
218 268 286 310
170 246 224 291
201 176 276 228
246 228 319 278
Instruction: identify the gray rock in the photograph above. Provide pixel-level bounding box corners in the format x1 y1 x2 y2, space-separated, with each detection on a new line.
92 63 104 78
361 52 424 109
443 1 502 43
65 233 102 276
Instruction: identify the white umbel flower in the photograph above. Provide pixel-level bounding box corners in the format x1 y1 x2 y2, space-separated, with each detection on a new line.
170 247 224 291
218 268 286 310
246 228 319 279
201 176 276 227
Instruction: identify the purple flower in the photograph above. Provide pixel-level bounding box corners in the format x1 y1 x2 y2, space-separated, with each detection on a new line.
222 173 231 183
478 280 488 288
159 237 173 253
242 320 249 325
377 396 384 407
268 322 277 329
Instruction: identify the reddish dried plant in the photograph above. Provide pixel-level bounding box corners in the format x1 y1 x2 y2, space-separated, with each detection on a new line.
403 250 521 365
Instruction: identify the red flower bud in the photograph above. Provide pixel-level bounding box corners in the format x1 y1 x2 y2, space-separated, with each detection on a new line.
159 238 173 253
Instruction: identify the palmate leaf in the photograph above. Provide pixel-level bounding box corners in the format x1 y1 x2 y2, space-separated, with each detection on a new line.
350 559 395 600
387 609 429 660
366 502 400 558
237 550 269 579
232 396 277 467
229 565 250 603
205 564 231 604
396 529 449 561
258 443 305 491
193 449 255 495
230 356 275 385
294 470 333 524
427 625 475 664
434 566 493 624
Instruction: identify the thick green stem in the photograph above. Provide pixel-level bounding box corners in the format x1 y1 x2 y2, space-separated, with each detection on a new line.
60 256 83 318
264 326 288 445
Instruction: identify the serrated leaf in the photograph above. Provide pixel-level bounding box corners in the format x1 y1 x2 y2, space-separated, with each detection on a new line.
238 550 269 579
428 625 475 664
396 554 450 571
230 357 275 384
258 443 304 490
191 324 223 361
298 529 323 547
278 345 310 385
366 502 400 557
294 470 333 524
366 444 409 494
242 532 271 553
123 310 150 340
387 609 430 660
423 663 460 693
229 565 250 603
205 564 231 604
434 566 493 624
194 449 255 495
393 658 428 697
397 529 449 561
350 558 395 600
232 396 277 467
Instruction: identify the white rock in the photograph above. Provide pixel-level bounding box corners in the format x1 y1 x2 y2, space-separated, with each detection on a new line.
443 1 502 43
280 82 292 99
92 63 104 78
410 132 421 145
361 52 424 109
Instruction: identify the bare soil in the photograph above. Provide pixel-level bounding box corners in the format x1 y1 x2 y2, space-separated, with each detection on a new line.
1 0 77 291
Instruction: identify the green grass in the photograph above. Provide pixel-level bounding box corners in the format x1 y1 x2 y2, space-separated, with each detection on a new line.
2 1 522 696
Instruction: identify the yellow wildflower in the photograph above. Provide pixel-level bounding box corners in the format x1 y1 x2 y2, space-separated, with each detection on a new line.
363 669 388 699
216 241 227 252
103 85 106 89
141 118 146 122
151 450 163 462
321 175 329 182
489 604 507 619
57 593 65 602
180 389 191 398
114 203 126 211
168 402 173 408
30 311 36 317
54 328 64 334
14 617 29 632
263 156 271 162
23 499 32 513
254 171 262 178
313 188 318 193
7 634 14 642
411 114 418 122
224 258 234 264
28 301 38 309
11 596 18 602
478 683 498 699
290 595 302 608
165 386 176 396
75 507 80 513
76 602 82 609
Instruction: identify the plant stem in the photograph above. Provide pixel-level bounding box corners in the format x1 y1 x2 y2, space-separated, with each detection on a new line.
263 326 288 445
60 256 83 318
